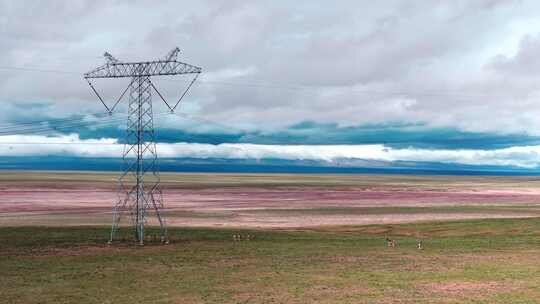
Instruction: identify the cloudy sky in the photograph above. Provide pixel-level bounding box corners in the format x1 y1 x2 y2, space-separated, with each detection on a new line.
3 0 540 172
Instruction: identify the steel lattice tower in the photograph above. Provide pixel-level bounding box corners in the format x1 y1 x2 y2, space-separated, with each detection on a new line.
84 48 201 245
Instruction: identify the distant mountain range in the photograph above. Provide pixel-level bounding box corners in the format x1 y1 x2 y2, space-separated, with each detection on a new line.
1 156 539 176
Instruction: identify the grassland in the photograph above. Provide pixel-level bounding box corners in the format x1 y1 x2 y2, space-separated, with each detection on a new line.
3 218 540 304
3 171 540 303
0 170 540 189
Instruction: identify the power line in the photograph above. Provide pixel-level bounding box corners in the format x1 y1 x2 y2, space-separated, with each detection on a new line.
0 112 121 130
0 111 247 145
0 64 515 99
0 66 79 75
0 115 126 136
0 111 182 136
0 142 119 145
0 97 248 141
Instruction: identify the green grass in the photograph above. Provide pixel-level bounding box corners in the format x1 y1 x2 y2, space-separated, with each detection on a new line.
3 171 540 189
3 218 540 303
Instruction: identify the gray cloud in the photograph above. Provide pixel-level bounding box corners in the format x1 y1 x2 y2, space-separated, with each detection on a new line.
2 0 540 136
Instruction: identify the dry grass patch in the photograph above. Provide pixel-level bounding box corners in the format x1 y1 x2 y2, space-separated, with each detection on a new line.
420 280 519 296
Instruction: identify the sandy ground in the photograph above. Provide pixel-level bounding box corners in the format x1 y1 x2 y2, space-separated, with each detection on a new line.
1 171 540 228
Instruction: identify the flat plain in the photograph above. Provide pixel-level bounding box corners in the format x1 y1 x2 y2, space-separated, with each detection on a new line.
2 171 540 303
2 171 540 227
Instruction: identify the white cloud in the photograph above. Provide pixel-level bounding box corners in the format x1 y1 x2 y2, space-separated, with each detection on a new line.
0 134 120 157
2 134 540 168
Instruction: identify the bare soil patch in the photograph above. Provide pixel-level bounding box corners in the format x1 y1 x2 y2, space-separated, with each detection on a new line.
421 281 514 295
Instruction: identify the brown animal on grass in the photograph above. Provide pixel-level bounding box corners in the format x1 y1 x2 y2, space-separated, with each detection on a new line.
232 234 254 241
386 238 396 248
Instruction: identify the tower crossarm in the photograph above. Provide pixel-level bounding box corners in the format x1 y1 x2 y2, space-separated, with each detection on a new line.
84 60 202 79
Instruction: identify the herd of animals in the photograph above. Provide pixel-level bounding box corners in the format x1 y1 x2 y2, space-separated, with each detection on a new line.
232 234 253 241
386 238 423 250
230 234 423 249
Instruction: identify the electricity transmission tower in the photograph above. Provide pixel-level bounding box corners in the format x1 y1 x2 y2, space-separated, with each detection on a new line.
84 48 201 245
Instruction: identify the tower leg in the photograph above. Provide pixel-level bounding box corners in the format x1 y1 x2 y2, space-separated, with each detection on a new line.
150 190 169 243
